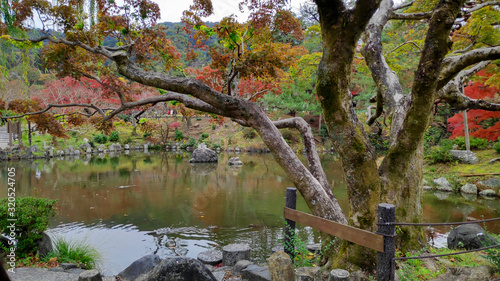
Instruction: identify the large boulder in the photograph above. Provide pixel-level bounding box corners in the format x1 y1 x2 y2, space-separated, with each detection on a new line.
478 178 500 189
479 189 497 197
433 177 453 192
118 254 161 281
460 183 477 194
447 224 498 250
136 257 216 281
36 232 53 258
449 150 479 164
29 145 40 153
189 143 218 163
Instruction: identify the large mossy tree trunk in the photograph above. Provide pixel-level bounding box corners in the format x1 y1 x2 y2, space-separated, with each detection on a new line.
316 0 466 269
315 0 382 270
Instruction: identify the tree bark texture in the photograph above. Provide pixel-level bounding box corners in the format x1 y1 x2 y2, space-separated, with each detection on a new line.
315 0 383 269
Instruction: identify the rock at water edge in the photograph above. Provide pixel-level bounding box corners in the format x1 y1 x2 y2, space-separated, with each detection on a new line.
189 143 218 163
447 224 499 250
118 254 161 281
433 177 453 192
268 251 294 281
36 232 53 258
222 243 251 266
136 257 216 281
197 250 223 266
460 183 477 194
228 157 243 166
78 270 102 281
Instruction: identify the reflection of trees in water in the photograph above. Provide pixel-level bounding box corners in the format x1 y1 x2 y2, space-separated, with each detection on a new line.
190 163 218 175
110 157 119 169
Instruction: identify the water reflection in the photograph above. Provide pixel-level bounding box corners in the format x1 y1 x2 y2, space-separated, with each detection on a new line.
0 152 499 275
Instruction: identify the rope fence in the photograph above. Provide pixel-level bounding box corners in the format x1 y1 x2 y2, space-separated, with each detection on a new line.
379 217 500 227
283 188 500 281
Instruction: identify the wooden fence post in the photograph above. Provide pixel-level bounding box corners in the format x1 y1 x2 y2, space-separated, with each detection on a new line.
284 187 297 259
377 203 396 281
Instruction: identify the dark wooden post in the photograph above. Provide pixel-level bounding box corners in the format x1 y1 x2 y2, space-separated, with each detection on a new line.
377 203 396 281
284 187 297 259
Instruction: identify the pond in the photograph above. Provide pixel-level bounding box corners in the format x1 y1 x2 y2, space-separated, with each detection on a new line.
1 152 499 275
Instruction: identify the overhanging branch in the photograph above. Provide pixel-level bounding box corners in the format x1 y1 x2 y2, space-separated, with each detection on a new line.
438 45 500 89
438 61 500 111
273 117 331 192
2 103 105 120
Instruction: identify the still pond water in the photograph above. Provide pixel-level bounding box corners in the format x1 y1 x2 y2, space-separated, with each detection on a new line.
1 152 499 275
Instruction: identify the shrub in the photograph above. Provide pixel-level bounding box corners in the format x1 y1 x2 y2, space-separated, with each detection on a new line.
93 134 108 144
181 137 197 149
109 131 119 142
452 136 490 150
320 124 330 143
174 129 184 141
494 138 500 153
44 237 100 269
425 139 454 164
199 133 209 142
0 197 58 257
243 128 257 139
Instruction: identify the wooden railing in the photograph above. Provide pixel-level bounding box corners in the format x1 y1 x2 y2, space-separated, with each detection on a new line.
283 187 500 281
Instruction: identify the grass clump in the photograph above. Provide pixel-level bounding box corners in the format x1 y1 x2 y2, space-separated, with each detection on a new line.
396 246 491 280
44 237 100 269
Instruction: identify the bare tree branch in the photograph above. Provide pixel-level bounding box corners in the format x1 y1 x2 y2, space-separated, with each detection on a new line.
361 0 409 141
452 39 476 54
465 1 500 15
1 103 105 120
388 41 421 54
438 61 500 111
389 11 432 20
438 45 500 89
104 92 228 121
273 117 331 192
